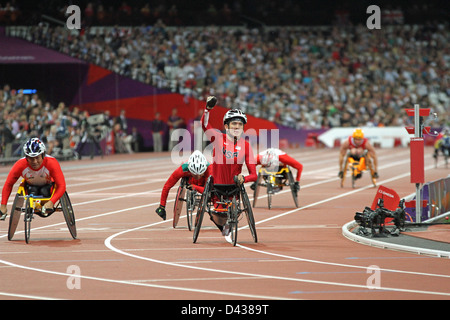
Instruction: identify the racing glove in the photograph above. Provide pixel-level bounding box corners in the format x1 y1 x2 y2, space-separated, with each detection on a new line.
0 204 7 221
206 96 217 110
155 205 166 220
294 181 300 193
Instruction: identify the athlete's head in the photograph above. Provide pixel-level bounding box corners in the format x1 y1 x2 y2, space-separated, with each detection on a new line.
443 128 449 136
261 148 279 168
223 109 247 138
23 137 46 169
188 150 208 178
352 128 364 140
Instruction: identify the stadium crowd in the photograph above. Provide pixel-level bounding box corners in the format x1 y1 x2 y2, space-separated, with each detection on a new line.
21 20 449 130
1 1 449 159
0 85 140 160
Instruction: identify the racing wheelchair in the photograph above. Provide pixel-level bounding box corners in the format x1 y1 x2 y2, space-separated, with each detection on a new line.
173 177 201 230
340 151 377 188
433 142 449 169
253 165 299 209
193 176 257 246
7 180 77 243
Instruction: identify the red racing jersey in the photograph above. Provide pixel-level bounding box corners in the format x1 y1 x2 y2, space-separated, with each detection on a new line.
201 109 257 185
160 163 212 207
347 136 368 149
256 149 303 181
1 156 66 205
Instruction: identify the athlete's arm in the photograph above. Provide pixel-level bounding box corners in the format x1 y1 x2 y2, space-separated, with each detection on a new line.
279 154 303 181
1 159 27 207
365 141 378 173
159 166 184 207
338 140 349 175
243 142 257 183
46 157 66 204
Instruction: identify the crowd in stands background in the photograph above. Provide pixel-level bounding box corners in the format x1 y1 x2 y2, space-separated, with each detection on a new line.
0 84 142 160
1 1 449 159
21 20 449 129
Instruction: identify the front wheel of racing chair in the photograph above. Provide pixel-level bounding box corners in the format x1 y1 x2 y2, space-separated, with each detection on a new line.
229 197 239 246
185 189 194 231
193 176 212 243
24 195 33 243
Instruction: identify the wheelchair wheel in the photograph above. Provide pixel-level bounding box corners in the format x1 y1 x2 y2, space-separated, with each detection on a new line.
252 172 262 207
341 155 350 188
8 194 23 241
443 148 449 168
24 198 32 244
186 190 194 231
351 162 358 189
266 182 273 209
241 187 258 243
287 168 299 208
173 184 186 228
369 169 377 187
193 177 211 243
229 197 239 246
61 192 77 239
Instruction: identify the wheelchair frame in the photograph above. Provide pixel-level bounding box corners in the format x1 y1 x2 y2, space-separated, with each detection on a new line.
7 181 77 243
193 176 257 246
340 151 377 188
253 165 299 209
173 177 202 230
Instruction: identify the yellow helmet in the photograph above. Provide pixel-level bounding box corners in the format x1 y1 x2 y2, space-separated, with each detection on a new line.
352 128 364 139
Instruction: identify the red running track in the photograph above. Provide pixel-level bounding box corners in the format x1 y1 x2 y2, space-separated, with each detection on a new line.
0 147 449 301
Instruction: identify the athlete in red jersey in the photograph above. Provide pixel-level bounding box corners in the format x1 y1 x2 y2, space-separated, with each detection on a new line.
0 138 66 220
252 148 302 192
155 150 211 220
201 96 257 185
338 128 378 179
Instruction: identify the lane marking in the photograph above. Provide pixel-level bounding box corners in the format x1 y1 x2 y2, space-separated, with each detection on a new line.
1 151 448 299
0 291 62 300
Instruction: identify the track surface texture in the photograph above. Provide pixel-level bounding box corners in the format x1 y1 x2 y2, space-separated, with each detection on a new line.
0 147 449 301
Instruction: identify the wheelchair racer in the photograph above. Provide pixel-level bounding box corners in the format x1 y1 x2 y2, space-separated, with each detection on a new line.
155 150 211 220
338 128 378 180
251 148 302 192
0 138 66 220
433 128 450 161
201 96 257 185
200 96 257 235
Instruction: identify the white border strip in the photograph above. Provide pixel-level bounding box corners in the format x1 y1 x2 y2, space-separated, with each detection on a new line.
342 221 450 259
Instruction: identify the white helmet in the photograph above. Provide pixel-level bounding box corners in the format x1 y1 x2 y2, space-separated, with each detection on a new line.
261 148 279 167
188 150 208 175
23 137 46 157
223 109 247 125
